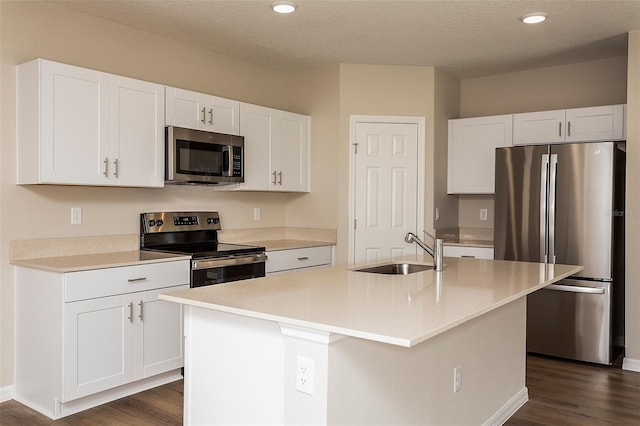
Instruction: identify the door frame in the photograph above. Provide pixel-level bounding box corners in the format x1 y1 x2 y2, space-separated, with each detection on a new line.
348 115 426 264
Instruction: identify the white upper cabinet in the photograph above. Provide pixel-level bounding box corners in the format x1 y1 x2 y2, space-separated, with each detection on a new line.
513 104 626 145
16 59 164 187
221 102 310 192
165 86 240 135
447 114 512 194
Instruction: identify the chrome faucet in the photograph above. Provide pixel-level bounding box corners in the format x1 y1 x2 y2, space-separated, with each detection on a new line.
405 231 443 272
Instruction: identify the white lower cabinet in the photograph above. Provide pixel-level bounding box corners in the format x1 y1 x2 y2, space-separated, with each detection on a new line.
443 245 494 260
15 260 189 419
63 285 186 401
266 246 333 274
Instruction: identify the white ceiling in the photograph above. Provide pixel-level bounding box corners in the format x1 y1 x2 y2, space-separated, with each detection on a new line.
55 0 640 78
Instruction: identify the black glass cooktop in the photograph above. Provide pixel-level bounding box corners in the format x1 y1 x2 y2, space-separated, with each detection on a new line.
145 242 265 259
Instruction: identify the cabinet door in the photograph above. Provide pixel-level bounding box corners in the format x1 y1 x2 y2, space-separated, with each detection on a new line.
134 285 187 380
276 111 310 192
513 110 565 145
207 95 240 135
165 87 202 130
63 294 134 401
110 76 165 187
39 60 109 184
565 105 625 142
447 115 512 194
235 103 274 191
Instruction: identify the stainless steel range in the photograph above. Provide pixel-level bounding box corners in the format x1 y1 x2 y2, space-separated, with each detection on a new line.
140 211 266 287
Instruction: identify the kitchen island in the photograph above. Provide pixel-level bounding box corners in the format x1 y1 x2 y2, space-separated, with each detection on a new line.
160 256 582 425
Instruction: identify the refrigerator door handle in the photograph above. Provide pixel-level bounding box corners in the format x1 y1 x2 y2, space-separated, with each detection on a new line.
548 153 558 264
540 154 549 263
545 283 605 294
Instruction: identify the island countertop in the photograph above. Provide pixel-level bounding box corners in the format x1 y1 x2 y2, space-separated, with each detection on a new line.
160 256 582 347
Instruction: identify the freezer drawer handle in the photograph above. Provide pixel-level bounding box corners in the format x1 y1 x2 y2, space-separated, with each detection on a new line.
545 284 605 294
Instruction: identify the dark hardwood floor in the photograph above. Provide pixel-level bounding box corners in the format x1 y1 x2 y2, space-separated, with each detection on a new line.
1 355 639 425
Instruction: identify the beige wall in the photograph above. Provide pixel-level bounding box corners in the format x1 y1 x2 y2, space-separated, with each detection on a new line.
460 55 628 118
337 64 436 263
0 1 317 389
433 69 461 230
285 65 341 229
625 31 640 367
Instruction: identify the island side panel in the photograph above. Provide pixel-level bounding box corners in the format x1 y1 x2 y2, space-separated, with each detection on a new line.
183 306 285 425
326 298 528 425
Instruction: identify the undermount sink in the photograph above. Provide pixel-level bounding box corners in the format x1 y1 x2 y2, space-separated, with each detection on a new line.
354 263 434 275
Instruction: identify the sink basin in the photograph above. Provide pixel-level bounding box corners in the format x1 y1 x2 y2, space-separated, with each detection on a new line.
353 263 434 275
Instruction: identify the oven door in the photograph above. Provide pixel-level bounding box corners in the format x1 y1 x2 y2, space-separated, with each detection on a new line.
191 253 266 287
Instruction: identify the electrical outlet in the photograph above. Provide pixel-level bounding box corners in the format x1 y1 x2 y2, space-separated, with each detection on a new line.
453 366 462 394
480 208 488 221
253 207 261 221
296 355 315 395
71 207 82 225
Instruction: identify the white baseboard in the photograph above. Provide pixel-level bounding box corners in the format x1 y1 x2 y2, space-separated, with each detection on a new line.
622 357 640 372
483 387 529 426
1 384 15 403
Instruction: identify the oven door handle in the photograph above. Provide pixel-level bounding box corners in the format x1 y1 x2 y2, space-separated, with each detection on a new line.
192 253 267 270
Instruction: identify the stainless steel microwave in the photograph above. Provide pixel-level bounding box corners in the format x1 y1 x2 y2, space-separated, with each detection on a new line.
165 126 244 185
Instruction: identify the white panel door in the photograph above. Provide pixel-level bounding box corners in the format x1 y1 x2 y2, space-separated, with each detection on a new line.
165 87 202 130
513 109 565 145
63 294 134 401
237 102 273 190
110 75 164 187
41 60 109 184
565 105 625 142
353 122 419 264
135 286 187 380
278 111 309 192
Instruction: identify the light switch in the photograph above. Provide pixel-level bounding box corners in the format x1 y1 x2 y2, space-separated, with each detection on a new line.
71 207 82 225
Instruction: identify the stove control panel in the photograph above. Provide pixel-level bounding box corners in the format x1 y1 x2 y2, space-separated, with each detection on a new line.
141 211 221 233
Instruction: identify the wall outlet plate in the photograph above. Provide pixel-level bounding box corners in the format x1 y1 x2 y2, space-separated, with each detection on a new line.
296 355 315 395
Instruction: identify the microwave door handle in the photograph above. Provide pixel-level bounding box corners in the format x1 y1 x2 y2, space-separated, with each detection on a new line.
222 146 230 176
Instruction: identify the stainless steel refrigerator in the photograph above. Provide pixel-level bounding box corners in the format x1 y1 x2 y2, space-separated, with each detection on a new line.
494 142 625 365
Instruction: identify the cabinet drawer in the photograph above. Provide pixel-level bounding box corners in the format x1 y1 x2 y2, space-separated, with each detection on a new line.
443 246 494 260
266 246 332 273
65 260 190 302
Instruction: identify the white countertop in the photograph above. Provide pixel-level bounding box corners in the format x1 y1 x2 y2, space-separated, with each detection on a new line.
160 255 582 347
11 250 191 272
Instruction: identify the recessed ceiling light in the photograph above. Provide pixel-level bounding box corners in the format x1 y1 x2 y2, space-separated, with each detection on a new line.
272 1 296 14
520 13 547 24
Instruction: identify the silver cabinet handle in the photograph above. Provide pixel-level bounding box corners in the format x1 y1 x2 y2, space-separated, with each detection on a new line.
127 302 134 323
277 171 282 185
113 158 119 178
558 122 562 137
103 158 109 177
272 171 277 185
297 256 309 261
461 255 476 258
138 301 144 321
127 277 147 283
209 108 213 125
567 121 571 137
201 107 206 123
